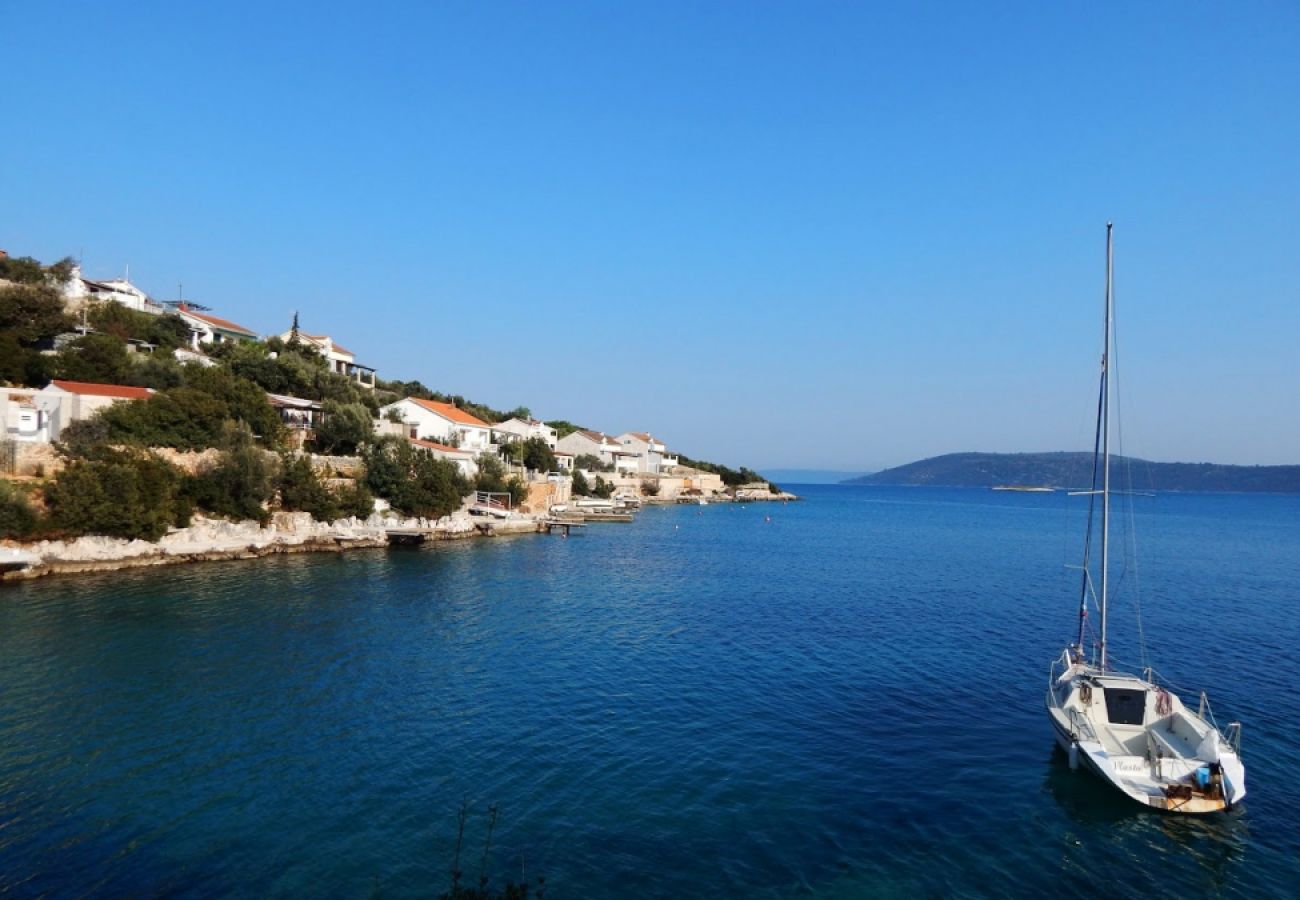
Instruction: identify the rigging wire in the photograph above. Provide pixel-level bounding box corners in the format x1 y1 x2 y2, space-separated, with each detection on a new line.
1109 273 1150 673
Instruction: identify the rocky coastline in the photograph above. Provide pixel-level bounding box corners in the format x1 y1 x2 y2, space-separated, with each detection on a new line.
1 489 801 583
0 510 540 582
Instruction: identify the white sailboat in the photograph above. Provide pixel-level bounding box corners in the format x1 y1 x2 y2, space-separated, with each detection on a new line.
1045 224 1246 814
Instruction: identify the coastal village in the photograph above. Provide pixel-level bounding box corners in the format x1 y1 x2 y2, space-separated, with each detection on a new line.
0 251 793 579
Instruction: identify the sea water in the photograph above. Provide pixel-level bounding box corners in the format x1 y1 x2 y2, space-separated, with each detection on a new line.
1 485 1298 897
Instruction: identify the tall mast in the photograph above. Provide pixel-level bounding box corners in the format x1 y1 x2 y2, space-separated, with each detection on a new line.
1099 223 1113 671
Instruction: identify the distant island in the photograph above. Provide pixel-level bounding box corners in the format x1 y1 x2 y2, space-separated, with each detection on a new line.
842 452 1300 494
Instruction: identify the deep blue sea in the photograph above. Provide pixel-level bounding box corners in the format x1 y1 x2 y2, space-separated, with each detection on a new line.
2 485 1299 898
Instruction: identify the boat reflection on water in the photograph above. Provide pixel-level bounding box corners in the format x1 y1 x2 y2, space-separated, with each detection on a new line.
1042 746 1249 891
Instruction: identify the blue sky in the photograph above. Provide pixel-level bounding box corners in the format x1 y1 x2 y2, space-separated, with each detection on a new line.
4 2 1297 470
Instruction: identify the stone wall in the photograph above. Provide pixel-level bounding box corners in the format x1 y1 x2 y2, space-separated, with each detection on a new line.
13 442 63 477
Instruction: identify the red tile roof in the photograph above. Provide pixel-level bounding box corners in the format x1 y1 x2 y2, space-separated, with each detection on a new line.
410 438 471 455
409 398 490 428
179 305 259 337
50 380 153 400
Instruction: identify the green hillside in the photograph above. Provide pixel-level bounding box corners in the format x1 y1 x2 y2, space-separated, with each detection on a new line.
843 452 1300 493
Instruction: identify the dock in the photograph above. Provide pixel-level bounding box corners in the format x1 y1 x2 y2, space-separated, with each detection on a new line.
543 520 587 536
385 529 431 545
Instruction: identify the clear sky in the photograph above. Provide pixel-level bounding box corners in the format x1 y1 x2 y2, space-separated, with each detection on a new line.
4 2 1297 470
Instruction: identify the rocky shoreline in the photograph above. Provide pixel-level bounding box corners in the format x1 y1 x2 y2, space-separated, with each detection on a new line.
1 490 801 583
0 510 540 582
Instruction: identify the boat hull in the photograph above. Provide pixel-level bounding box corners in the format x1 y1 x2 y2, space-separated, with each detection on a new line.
1046 662 1244 814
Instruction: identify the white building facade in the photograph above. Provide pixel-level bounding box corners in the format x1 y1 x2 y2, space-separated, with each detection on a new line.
379 398 493 453
492 417 558 448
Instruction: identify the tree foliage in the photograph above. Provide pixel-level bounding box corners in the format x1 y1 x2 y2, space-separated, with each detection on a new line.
55 333 135 383
87 304 191 351
98 368 284 449
473 452 525 505
521 437 557 474
313 400 373 455
184 425 275 524
677 455 766 487
571 469 591 496
363 437 470 519
45 448 188 541
592 475 614 499
0 481 38 538
574 453 612 473
0 279 71 385
0 254 73 285
544 420 584 439
277 453 339 521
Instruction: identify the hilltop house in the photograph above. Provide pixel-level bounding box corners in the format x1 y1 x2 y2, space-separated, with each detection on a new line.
492 417 557 448
2 380 153 443
176 304 259 348
409 438 478 478
379 398 493 453
61 266 164 315
277 326 377 389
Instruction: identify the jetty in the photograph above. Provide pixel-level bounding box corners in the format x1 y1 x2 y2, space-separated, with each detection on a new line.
542 520 586 536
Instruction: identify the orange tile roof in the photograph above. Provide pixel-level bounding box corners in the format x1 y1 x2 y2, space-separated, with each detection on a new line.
50 380 153 400
627 431 656 442
410 438 470 455
409 398 490 427
180 306 259 337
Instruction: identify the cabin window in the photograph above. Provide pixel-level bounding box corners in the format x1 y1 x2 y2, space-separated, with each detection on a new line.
1103 688 1146 726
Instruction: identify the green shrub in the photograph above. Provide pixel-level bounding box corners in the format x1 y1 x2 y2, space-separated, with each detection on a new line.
333 481 375 519
277 453 340 521
574 454 611 473
592 476 614 499
313 401 373 455
99 369 284 450
99 387 227 450
54 333 135 384
0 481 38 538
571 469 591 496
184 426 275 524
521 437 557 474
45 449 185 541
364 437 470 519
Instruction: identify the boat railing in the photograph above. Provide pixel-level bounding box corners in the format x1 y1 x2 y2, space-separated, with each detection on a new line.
1223 722 1243 754
1067 707 1098 744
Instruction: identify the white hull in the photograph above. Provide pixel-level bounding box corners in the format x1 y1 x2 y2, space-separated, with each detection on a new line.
1046 654 1245 814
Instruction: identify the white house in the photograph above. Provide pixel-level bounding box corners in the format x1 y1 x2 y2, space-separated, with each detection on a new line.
1 380 154 443
410 438 478 478
277 326 377 389
492 417 557 448
556 429 621 466
176 304 260 348
379 397 493 453
61 266 164 314
616 431 667 474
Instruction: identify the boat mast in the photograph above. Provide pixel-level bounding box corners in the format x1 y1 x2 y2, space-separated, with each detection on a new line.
1099 223 1113 672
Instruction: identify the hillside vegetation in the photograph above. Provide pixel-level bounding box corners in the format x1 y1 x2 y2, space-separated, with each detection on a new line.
844 452 1300 493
